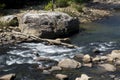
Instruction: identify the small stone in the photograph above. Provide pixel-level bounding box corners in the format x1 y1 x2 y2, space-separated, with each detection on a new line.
73 54 84 62
0 73 16 80
100 56 108 61
83 54 92 63
75 74 91 80
55 74 68 80
49 66 62 72
35 57 51 61
42 70 51 74
109 75 115 78
58 58 81 69
92 56 100 63
83 63 92 67
93 49 101 54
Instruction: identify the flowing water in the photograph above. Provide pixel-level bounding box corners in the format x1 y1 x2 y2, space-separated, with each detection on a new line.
0 11 120 80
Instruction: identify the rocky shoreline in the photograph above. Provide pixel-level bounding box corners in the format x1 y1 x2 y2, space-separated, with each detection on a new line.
1 49 120 80
33 49 120 80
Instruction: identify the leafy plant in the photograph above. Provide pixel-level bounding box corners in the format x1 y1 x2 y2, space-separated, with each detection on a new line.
45 1 53 10
75 4 84 12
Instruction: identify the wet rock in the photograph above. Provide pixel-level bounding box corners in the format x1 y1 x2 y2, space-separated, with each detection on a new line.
73 54 84 62
55 74 68 80
0 73 16 80
92 56 101 63
58 58 81 69
109 75 115 79
93 56 108 63
99 63 116 72
19 12 79 38
109 50 120 59
114 77 120 80
75 74 91 80
83 63 92 67
42 70 51 74
35 57 52 61
55 38 71 44
100 56 108 61
107 50 120 62
92 49 101 54
0 15 18 27
49 66 62 72
83 54 92 63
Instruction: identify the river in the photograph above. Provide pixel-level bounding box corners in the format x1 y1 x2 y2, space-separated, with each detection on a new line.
0 11 120 80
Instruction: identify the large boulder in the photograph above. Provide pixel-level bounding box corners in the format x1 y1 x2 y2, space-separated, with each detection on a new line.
19 12 79 38
58 58 81 69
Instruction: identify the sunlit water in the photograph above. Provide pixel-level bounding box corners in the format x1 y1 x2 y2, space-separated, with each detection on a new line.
0 11 120 80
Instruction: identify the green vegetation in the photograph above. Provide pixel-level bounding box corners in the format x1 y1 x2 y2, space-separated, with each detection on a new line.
0 3 5 9
45 0 90 10
56 0 69 7
0 20 18 27
45 1 53 10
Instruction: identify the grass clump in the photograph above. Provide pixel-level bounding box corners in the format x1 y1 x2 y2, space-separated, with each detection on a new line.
44 1 53 10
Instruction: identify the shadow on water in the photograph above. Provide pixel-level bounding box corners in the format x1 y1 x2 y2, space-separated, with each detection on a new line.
70 10 120 54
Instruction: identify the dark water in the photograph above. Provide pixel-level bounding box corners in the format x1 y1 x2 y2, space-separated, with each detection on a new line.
0 11 120 80
71 11 120 54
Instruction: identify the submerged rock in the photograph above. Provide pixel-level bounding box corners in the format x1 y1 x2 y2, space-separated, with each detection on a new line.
73 54 84 62
58 58 81 69
19 12 80 38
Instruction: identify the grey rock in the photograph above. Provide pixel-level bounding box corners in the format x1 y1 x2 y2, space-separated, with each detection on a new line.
49 66 62 72
19 12 79 38
99 63 116 72
58 58 81 69
42 70 51 74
